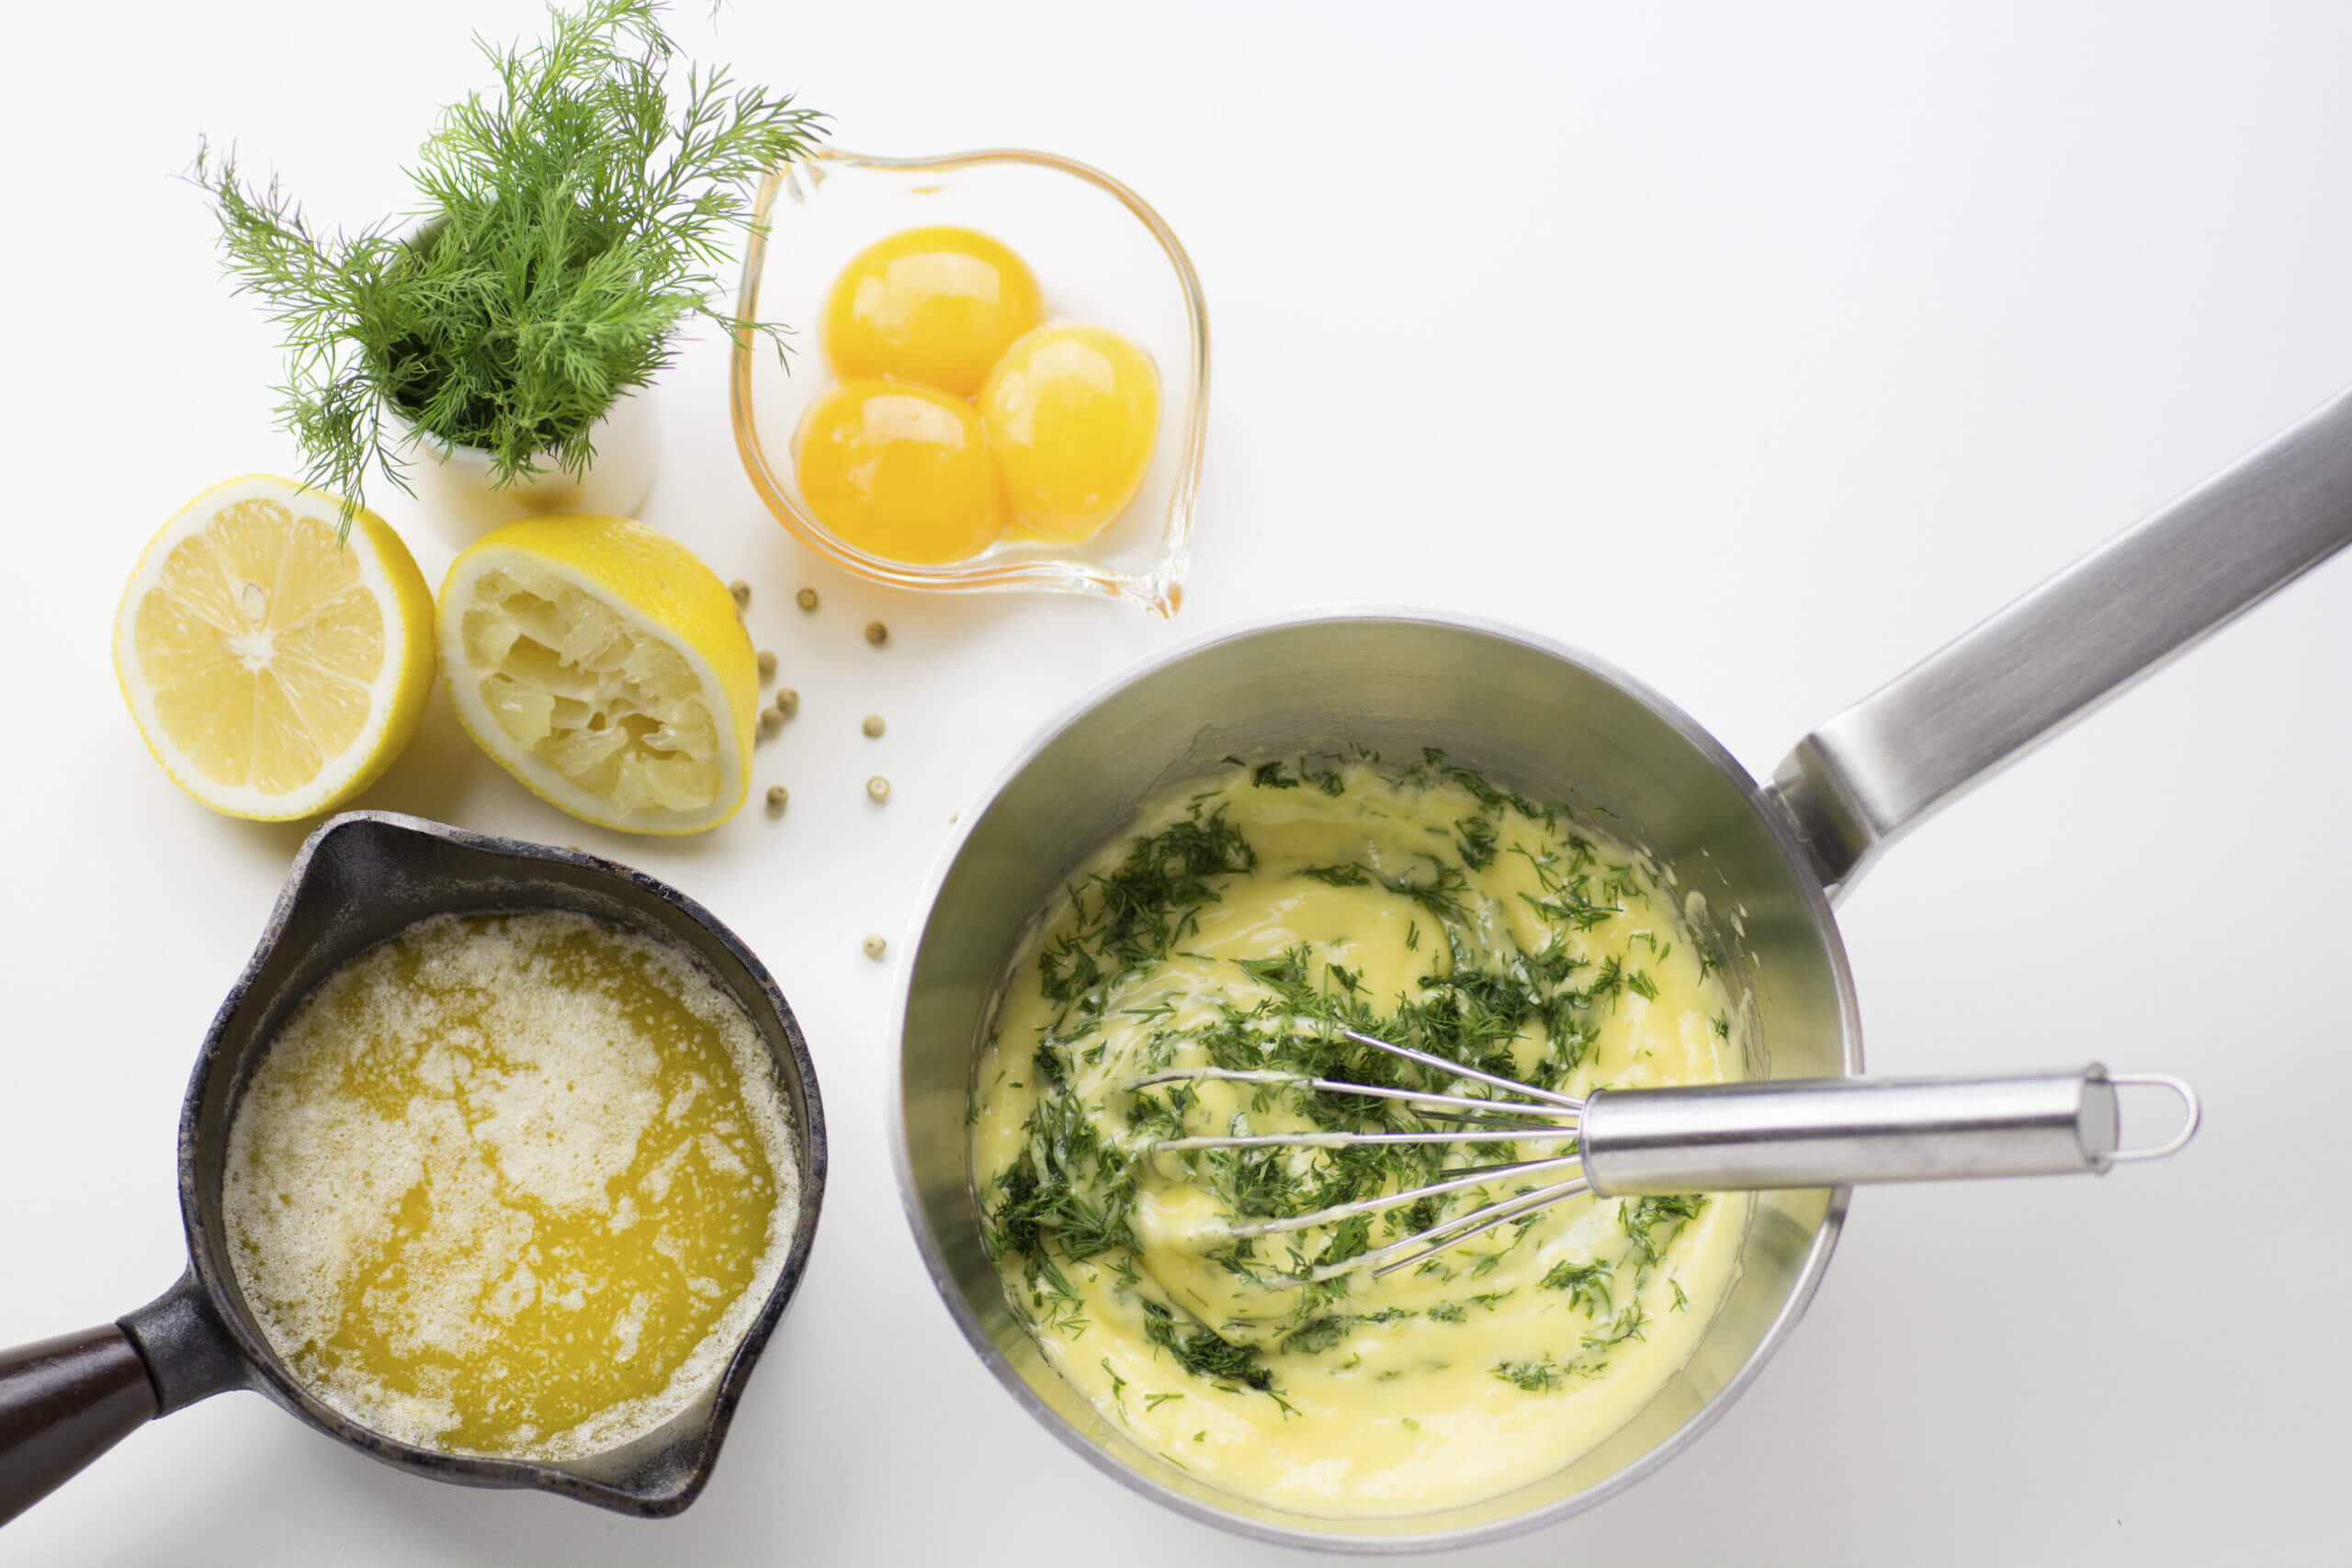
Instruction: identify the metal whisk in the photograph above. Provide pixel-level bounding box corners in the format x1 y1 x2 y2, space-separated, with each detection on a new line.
1136 1027 2200 1280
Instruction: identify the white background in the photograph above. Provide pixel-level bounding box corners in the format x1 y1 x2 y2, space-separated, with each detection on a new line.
4 1 2348 1562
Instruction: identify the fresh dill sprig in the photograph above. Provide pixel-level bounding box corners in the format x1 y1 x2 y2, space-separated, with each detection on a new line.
1621 1194 1707 1268
1579 1302 1650 1351
1453 813 1499 870
1492 1357 1569 1393
1281 1316 1351 1355
190 0 823 528
1038 801 1255 1014
1247 757 1344 795
1142 1300 1274 1392
1539 1258 1614 1318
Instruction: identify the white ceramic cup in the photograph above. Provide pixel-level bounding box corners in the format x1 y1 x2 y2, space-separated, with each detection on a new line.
390 385 659 545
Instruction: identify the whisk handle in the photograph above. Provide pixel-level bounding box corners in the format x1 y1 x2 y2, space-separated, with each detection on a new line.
1580 1066 2198 1195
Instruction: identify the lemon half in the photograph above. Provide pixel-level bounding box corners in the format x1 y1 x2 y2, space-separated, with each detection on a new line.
113 475 435 820
438 514 757 834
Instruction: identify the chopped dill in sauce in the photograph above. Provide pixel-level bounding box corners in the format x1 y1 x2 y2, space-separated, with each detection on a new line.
967 754 1747 1516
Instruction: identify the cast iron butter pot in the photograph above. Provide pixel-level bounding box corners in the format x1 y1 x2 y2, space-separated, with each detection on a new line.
891 389 2352 1550
0 815 828 1525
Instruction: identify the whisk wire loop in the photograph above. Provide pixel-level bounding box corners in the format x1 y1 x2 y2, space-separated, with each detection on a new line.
1125 1066 1580 1126
1220 1155 1584 1240
1359 1177 1592 1280
1141 1024 1592 1274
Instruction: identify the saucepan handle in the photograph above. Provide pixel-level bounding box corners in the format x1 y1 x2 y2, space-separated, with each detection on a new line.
1579 1066 2200 1196
1767 386 2352 898
0 1272 250 1525
0 1326 158 1526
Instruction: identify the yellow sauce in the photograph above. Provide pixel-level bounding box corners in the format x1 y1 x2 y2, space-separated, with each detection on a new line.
223 910 797 1460
971 759 1747 1516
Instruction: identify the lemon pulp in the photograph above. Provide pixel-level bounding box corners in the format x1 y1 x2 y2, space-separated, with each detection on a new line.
437 514 757 834
793 378 1006 564
222 910 798 1460
820 225 1045 397
463 560 721 812
114 476 434 819
979 322 1161 542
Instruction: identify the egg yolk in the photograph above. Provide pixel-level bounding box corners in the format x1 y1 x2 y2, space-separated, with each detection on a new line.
820 227 1046 398
793 379 1005 565
978 323 1161 543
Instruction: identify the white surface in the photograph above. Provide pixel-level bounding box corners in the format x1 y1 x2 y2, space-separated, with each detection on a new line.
2 1 2347 1562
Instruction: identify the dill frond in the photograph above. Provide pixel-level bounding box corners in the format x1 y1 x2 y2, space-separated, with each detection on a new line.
190 0 823 529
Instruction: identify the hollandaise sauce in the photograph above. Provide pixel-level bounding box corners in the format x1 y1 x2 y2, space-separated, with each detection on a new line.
971 756 1747 1516
223 910 798 1461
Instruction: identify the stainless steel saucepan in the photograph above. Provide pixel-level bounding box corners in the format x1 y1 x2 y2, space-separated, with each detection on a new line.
890 389 2352 1550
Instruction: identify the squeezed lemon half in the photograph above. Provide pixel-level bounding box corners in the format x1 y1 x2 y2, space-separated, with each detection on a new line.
112 475 435 820
437 514 757 834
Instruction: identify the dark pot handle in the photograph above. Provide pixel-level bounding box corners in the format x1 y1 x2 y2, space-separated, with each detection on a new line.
0 1327 156 1526
0 1272 249 1525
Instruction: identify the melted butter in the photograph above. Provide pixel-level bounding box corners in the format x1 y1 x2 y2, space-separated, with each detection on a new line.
972 761 1747 1517
223 910 797 1460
